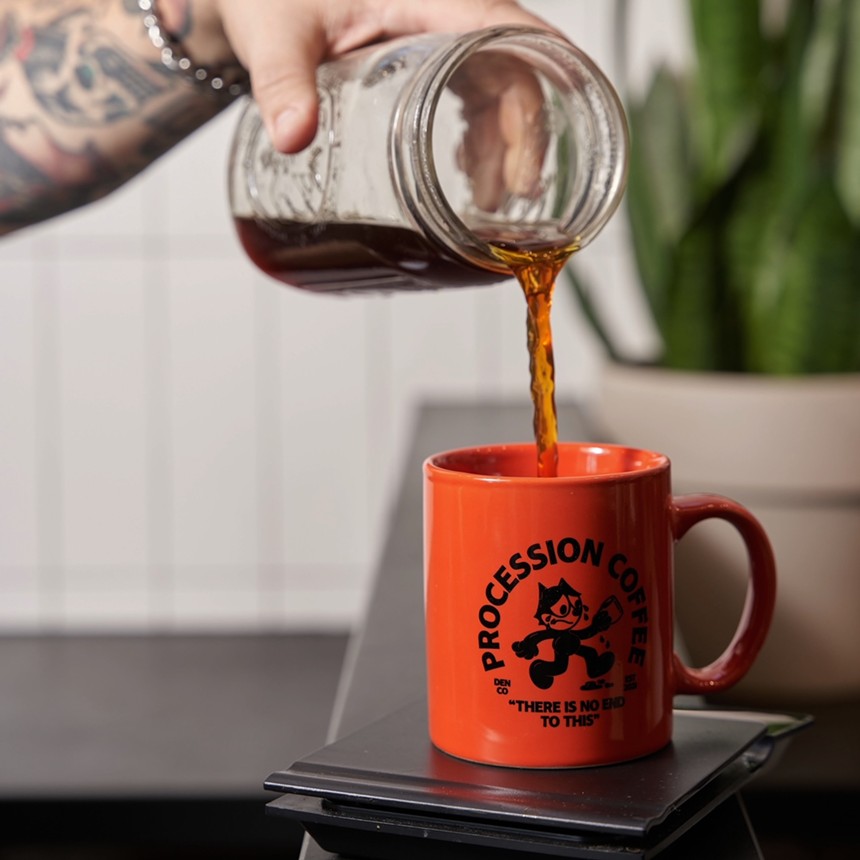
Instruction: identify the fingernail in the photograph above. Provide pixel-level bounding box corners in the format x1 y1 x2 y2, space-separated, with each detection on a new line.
273 107 302 152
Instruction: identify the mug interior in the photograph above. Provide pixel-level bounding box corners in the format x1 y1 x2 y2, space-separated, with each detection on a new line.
429 442 668 479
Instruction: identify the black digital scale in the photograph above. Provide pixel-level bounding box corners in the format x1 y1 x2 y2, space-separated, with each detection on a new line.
265 699 810 859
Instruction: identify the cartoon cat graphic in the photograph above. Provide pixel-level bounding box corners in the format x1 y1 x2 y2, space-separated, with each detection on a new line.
513 578 620 690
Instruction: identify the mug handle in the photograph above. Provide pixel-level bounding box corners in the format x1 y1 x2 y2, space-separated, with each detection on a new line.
669 494 777 696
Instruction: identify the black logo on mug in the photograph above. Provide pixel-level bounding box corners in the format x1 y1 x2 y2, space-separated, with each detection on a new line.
512 579 623 690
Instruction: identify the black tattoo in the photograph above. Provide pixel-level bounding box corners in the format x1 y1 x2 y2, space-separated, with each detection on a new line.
18 8 168 126
0 2 225 233
0 116 125 233
139 96 218 161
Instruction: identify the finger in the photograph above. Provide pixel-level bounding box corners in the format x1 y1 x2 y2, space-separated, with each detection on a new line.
251 21 324 153
499 73 548 198
218 3 325 153
459 102 507 211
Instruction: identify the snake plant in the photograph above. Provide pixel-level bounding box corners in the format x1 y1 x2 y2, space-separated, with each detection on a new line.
569 0 860 373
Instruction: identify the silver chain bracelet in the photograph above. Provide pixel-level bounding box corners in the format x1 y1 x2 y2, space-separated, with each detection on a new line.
138 0 250 99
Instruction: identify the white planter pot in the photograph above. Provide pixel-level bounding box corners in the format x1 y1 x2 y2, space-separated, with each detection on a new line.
591 363 860 703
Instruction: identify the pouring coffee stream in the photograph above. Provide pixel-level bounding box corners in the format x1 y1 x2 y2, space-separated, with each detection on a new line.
489 240 580 478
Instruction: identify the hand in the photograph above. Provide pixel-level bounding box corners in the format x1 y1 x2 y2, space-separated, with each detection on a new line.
208 0 558 153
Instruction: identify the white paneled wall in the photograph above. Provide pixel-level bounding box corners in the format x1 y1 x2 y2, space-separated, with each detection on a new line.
0 2 678 632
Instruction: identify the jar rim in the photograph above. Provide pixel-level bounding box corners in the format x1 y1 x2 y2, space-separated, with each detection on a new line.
393 26 629 271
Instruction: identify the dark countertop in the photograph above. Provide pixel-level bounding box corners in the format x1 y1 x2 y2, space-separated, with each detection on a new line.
294 400 860 860
0 633 347 800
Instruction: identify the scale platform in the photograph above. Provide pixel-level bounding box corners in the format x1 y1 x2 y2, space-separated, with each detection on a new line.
265 700 809 859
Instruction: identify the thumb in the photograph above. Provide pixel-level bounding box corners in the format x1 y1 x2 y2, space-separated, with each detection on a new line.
221 9 325 153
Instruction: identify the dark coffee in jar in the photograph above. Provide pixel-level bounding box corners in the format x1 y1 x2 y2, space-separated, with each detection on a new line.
233 217 505 292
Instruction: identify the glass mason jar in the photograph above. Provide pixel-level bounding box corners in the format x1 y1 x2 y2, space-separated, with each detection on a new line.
228 26 628 293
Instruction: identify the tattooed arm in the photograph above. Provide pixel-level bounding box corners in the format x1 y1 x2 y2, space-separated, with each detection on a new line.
0 0 237 235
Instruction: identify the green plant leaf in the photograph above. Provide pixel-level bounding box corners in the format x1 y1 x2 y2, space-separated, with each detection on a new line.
776 180 860 373
726 172 795 372
742 177 860 373
799 0 844 138
625 69 692 341
688 0 765 194
662 217 723 370
766 0 827 190
836 0 860 224
602 0 860 375
630 68 693 244
562 264 622 363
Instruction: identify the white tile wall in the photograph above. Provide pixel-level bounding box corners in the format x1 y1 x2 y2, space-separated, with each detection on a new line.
0 1 680 632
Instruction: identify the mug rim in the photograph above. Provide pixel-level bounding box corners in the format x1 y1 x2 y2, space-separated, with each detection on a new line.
424 441 670 484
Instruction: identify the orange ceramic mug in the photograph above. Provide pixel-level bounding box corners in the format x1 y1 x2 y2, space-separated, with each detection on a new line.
424 442 776 768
